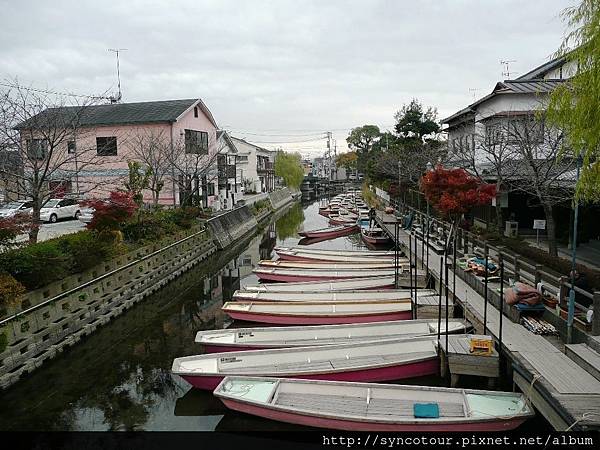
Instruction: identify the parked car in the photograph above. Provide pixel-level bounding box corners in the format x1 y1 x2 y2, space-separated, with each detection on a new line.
0 200 33 218
39 198 81 223
78 206 95 224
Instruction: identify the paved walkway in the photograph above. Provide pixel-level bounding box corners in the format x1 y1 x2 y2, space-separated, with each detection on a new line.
524 237 600 270
376 211 600 430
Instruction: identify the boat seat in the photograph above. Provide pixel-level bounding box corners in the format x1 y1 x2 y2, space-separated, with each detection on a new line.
274 393 466 418
223 360 334 374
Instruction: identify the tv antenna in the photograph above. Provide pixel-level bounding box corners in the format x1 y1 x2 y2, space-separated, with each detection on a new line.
468 88 481 102
500 60 517 79
108 48 127 103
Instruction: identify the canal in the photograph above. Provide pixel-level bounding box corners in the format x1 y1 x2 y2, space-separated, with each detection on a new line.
0 199 551 432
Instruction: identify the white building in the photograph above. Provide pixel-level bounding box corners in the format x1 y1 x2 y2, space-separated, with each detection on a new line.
230 137 275 194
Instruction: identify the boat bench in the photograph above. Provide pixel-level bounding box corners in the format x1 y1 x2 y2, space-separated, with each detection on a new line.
565 344 600 382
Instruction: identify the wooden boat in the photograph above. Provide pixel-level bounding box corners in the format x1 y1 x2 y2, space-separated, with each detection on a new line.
298 224 358 239
361 227 392 246
214 377 534 431
233 288 435 302
196 318 468 352
244 276 397 292
253 267 426 286
329 216 358 226
172 337 439 390
258 259 406 270
222 300 413 324
275 251 400 264
275 246 396 258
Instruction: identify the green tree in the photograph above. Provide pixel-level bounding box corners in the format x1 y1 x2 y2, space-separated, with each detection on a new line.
336 151 358 178
124 161 152 208
346 125 381 172
546 0 600 202
394 99 440 142
274 151 304 190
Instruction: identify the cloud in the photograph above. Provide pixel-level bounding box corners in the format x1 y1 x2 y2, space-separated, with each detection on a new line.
0 0 571 156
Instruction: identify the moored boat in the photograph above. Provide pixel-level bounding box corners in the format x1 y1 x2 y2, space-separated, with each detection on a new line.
258 259 407 270
172 336 439 390
196 318 468 352
361 227 392 246
244 276 397 292
298 224 358 239
253 267 426 286
214 377 534 431
233 288 435 302
275 246 396 257
275 251 400 264
222 300 413 324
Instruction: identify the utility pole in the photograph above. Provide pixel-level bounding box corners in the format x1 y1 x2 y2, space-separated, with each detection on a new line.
108 48 128 103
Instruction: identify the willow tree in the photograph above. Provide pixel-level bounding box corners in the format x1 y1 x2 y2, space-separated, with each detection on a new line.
546 0 600 202
274 151 304 190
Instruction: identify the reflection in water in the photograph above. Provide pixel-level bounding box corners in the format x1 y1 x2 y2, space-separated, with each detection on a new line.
275 202 304 240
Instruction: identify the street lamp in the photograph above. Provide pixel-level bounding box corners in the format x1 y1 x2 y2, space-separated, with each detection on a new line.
567 155 582 344
425 162 434 272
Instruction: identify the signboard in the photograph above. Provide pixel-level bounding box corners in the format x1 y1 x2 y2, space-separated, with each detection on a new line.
533 220 546 230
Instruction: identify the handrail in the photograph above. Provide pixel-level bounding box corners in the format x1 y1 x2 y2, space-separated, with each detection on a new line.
0 228 207 327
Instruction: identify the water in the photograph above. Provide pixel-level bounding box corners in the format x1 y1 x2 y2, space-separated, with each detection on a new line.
0 200 551 431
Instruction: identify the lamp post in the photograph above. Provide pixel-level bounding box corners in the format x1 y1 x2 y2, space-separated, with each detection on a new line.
567 155 582 344
425 162 433 272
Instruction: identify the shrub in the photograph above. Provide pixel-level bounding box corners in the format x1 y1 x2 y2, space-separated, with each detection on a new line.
1 240 70 290
85 191 138 233
0 214 38 249
58 231 117 273
0 273 26 309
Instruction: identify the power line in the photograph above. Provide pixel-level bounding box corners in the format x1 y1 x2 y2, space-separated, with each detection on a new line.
0 81 112 101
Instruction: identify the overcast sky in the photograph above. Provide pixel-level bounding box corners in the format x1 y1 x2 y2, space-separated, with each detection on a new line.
1 0 574 157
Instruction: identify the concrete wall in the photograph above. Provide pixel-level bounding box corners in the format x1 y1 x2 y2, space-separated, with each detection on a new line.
207 205 258 250
268 187 293 210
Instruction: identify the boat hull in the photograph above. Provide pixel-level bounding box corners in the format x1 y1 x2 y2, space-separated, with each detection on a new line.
181 356 438 390
220 399 529 431
224 310 413 325
299 225 358 239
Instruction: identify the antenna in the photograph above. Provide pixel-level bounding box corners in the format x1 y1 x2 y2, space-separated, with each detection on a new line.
468 88 481 102
500 60 517 79
108 48 128 103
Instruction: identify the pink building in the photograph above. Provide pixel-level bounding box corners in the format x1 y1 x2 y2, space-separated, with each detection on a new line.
18 98 221 207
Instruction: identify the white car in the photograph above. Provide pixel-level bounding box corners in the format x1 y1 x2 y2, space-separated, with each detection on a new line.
40 198 81 223
0 200 34 218
77 207 95 224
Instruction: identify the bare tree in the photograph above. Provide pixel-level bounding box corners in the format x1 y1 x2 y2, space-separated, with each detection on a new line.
0 80 110 242
448 122 518 230
129 129 171 205
166 133 228 208
505 114 576 257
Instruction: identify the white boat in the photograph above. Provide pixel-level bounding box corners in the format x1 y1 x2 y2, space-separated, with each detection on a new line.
196 318 468 351
244 276 397 292
258 259 407 270
254 267 426 286
172 337 439 390
215 377 534 431
222 300 414 324
233 288 437 302
275 250 403 264
275 246 396 257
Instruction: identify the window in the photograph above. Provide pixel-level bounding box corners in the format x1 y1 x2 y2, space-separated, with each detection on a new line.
485 123 504 145
185 129 209 154
194 106 198 118
96 136 117 156
67 141 76 154
27 139 48 159
237 155 248 162
207 183 215 196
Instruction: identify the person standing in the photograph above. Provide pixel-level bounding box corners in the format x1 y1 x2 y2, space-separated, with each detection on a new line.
369 207 376 229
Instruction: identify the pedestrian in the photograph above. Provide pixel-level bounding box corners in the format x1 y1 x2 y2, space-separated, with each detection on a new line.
369 207 376 229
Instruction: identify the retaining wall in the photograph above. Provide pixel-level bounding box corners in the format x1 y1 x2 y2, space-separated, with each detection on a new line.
268 187 293 210
0 229 217 389
206 205 258 250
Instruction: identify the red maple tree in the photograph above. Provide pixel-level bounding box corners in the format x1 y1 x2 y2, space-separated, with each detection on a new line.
420 165 496 223
84 191 138 233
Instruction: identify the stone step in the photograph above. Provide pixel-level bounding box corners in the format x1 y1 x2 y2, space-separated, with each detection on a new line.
565 343 600 382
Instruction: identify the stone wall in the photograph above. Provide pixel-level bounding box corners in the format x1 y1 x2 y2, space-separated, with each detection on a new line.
206 205 258 250
0 229 217 389
268 187 293 210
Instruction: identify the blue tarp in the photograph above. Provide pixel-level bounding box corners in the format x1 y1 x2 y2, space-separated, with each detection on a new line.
413 403 440 418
